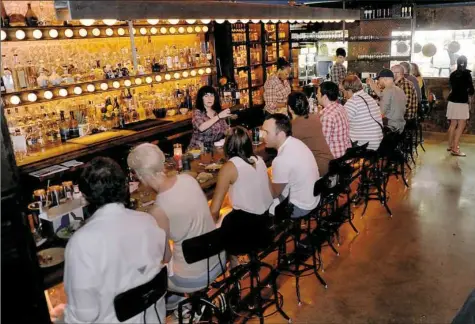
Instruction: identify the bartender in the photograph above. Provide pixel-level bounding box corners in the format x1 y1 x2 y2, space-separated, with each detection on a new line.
263 57 292 115
189 85 232 149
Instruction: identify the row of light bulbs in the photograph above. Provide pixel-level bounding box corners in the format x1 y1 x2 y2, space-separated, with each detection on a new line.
1 25 209 41
7 68 213 105
78 18 356 26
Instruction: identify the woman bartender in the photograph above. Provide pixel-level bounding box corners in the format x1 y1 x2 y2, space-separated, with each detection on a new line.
263 57 292 115
189 85 232 149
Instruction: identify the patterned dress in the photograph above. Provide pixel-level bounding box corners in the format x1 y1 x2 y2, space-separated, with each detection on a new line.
189 109 229 149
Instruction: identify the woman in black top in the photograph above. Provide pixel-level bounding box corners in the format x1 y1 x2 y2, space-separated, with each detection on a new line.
447 56 475 156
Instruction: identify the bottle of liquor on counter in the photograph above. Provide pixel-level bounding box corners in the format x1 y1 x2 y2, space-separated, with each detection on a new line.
2 55 15 93
12 54 28 90
25 3 39 27
69 111 80 138
59 111 70 142
25 60 38 88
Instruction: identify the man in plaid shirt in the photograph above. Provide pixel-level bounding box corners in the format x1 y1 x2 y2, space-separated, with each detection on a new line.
391 65 418 120
317 82 351 158
264 57 292 115
330 48 347 87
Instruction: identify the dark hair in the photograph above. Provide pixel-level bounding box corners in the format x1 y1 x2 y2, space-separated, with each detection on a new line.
195 85 222 114
336 48 346 57
224 126 256 165
277 57 290 70
457 55 468 71
265 113 292 137
319 81 339 101
287 92 309 118
78 157 128 211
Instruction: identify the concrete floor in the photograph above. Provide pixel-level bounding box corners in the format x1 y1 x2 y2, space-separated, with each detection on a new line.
260 140 475 324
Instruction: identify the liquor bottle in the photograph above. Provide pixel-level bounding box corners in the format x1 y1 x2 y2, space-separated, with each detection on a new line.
1 1 9 27
25 3 39 27
5 108 15 134
46 113 61 147
2 56 15 92
25 60 38 88
12 54 28 90
59 111 70 142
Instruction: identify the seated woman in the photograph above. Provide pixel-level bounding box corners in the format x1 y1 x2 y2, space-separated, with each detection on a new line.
189 85 232 149
287 91 334 175
127 144 226 317
210 126 273 222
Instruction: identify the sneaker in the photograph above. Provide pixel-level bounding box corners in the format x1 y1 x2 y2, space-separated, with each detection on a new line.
167 304 206 324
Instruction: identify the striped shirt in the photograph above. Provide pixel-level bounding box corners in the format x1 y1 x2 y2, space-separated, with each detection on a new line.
344 90 383 151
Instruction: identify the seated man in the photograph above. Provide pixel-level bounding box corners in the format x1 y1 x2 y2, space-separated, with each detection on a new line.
262 113 320 218
287 91 334 175
127 144 225 315
64 157 168 323
342 75 383 150
317 81 352 158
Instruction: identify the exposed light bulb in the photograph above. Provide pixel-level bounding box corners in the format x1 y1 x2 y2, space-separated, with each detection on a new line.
201 19 211 24
271 19 279 23
281 19 288 23
182 71 189 78
185 19 196 24
140 27 147 35
79 28 88 37
43 91 53 99
33 29 43 39
198 69 204 75
296 20 303 23
169 27 176 34
160 27 167 34
105 28 114 36
288 20 296 23
1 30 6 41
27 93 37 102
49 29 59 38
168 19 180 25
215 19 225 24
261 19 270 23
155 75 162 82
135 78 142 85
304 19 311 23
147 19 159 25
228 19 238 24
73 87 82 95
194 26 202 33
202 26 209 32
59 89 68 97
240 19 249 23
251 19 260 24
174 73 180 79
187 27 193 33
113 81 120 88
124 80 132 87
103 19 117 26
132 28 136 35
345 20 355 23
150 27 158 34
92 28 101 36
100 83 108 90
87 84 95 92
190 70 197 76
165 74 171 80
205 67 212 74
80 19 95 26
10 96 21 105
15 30 26 40
117 28 126 36
145 76 153 84
178 27 185 34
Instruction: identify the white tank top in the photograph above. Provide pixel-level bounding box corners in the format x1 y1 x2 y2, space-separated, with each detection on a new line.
154 174 222 278
229 156 273 215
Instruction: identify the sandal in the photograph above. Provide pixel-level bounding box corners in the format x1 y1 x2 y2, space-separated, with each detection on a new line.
451 150 466 157
448 145 460 152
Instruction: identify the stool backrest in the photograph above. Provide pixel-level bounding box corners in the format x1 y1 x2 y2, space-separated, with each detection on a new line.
220 209 273 256
182 228 224 265
114 266 167 322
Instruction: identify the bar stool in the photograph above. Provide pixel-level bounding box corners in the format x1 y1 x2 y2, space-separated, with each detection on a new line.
114 266 168 323
175 229 228 323
221 209 291 323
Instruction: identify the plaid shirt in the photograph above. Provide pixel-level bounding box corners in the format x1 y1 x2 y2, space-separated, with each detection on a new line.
264 75 291 114
395 78 418 120
189 109 229 148
319 101 352 159
330 63 347 86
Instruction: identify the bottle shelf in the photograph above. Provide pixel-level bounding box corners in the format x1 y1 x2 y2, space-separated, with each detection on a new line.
1 24 209 42
348 56 411 62
2 65 215 108
292 36 411 43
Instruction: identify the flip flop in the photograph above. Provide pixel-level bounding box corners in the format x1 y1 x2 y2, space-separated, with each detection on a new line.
451 150 466 157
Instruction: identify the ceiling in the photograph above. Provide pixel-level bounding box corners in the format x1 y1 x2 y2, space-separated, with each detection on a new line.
234 0 475 8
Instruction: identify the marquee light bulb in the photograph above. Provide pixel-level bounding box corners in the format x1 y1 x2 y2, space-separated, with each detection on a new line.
147 19 159 25
103 19 117 26
79 19 95 26
43 91 53 99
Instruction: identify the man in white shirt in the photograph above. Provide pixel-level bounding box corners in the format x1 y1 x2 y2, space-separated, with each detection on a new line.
63 157 168 323
261 114 320 218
